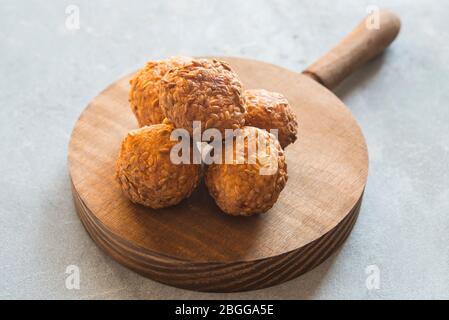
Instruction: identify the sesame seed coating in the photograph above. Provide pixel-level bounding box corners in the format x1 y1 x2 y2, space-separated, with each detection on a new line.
204 126 288 216
159 59 246 136
116 123 201 209
244 89 298 148
129 56 192 127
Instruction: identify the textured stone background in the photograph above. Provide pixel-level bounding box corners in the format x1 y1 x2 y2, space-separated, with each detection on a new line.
1 0 448 299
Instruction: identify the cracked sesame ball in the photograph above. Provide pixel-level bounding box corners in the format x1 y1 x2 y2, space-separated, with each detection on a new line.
129 56 192 127
204 126 288 216
244 89 298 148
159 59 246 137
115 123 201 209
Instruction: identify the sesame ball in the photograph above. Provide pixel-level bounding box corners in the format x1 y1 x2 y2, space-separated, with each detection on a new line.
115 123 200 209
204 126 288 216
159 59 246 137
244 89 298 148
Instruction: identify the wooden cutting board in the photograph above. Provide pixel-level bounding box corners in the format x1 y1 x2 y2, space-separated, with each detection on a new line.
68 11 400 292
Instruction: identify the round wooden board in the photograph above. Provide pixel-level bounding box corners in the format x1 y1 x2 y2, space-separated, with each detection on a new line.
68 57 368 292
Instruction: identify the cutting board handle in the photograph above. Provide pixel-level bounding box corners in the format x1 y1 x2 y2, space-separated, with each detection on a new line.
303 10 401 90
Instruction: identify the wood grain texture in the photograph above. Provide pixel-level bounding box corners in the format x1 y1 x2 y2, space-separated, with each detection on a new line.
68 57 369 292
303 10 400 89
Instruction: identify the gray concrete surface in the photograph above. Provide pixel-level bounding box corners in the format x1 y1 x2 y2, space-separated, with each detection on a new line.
1 0 448 299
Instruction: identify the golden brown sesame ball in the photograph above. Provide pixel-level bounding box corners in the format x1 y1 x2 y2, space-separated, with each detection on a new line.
115 123 200 209
129 56 192 127
204 126 288 216
244 89 298 148
159 58 246 136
